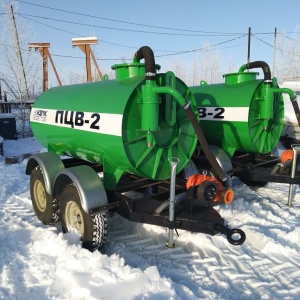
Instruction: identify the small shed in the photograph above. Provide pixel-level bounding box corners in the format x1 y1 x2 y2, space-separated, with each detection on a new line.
0 113 17 140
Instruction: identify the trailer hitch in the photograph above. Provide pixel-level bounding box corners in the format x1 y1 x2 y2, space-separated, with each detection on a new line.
214 223 246 245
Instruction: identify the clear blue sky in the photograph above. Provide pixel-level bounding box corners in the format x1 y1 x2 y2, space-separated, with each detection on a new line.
1 0 300 86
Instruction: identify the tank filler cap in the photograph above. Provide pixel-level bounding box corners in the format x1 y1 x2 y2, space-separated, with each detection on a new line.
111 63 161 81
223 72 259 85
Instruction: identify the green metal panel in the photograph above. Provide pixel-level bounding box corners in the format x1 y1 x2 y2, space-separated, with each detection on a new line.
190 73 284 157
30 64 197 190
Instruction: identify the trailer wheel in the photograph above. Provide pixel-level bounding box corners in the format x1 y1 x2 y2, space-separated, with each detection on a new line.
59 184 107 251
30 166 60 224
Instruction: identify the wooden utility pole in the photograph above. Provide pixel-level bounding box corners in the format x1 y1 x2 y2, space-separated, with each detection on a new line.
247 27 251 65
28 43 62 91
72 37 102 82
272 27 277 77
10 5 29 99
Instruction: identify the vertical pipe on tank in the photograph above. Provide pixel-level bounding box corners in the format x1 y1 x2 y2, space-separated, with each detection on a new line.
134 46 158 147
261 84 273 131
166 157 180 248
240 61 274 130
141 81 160 147
240 60 299 130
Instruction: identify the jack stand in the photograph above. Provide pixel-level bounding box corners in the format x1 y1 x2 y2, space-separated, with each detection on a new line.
166 157 179 248
287 144 299 207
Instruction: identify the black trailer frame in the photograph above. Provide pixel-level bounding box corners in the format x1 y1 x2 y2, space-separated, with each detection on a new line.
231 153 300 185
88 172 245 245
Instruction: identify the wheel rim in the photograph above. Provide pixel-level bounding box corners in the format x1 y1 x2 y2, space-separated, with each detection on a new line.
65 201 84 235
33 180 46 212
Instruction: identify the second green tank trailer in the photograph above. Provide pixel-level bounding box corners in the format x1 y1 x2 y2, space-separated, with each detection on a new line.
190 61 300 186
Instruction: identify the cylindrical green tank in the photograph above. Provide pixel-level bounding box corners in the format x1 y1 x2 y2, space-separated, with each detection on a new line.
30 62 197 190
190 65 285 157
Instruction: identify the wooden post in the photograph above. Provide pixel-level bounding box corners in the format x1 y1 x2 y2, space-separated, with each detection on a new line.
47 49 62 87
41 47 48 91
72 37 102 82
10 5 29 99
272 27 277 77
28 43 62 91
247 27 251 65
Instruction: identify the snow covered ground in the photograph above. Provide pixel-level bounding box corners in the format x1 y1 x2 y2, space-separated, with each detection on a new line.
0 137 300 300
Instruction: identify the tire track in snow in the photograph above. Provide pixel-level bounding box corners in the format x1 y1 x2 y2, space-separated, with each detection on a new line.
2 157 300 299
105 218 261 299
103 181 300 299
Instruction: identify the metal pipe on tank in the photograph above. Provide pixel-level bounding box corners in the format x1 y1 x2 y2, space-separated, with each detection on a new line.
272 88 300 127
166 157 179 248
272 87 296 102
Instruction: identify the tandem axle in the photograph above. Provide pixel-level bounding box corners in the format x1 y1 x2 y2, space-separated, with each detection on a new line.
26 152 246 252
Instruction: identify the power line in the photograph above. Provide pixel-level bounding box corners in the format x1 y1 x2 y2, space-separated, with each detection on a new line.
19 1 300 37
156 34 247 57
20 14 247 54
0 42 128 61
7 3 300 38
252 34 300 58
281 33 300 45
0 32 249 61
18 0 246 35
1 6 252 61
17 13 244 37
4 11 295 62
15 6 300 57
1 13 281 61
19 14 178 52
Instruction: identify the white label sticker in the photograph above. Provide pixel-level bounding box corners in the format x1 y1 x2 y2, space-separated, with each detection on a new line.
198 107 249 122
31 108 123 136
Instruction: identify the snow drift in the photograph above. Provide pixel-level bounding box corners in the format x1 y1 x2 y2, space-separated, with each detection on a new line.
0 137 300 299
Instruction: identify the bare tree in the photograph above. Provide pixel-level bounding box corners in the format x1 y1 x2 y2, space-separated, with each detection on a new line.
276 26 300 83
170 58 187 82
188 54 200 86
68 65 115 84
0 0 42 137
198 43 222 84
68 70 86 85
226 56 237 74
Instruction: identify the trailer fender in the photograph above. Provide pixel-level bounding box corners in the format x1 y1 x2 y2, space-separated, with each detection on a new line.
193 145 233 175
26 152 65 195
209 145 233 173
53 165 108 214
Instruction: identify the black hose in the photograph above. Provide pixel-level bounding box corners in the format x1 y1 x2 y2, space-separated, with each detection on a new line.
246 61 272 83
184 105 228 183
291 100 300 127
135 46 228 184
135 46 156 80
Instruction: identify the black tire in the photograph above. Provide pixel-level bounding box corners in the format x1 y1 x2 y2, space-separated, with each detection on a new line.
30 166 60 224
59 184 107 251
